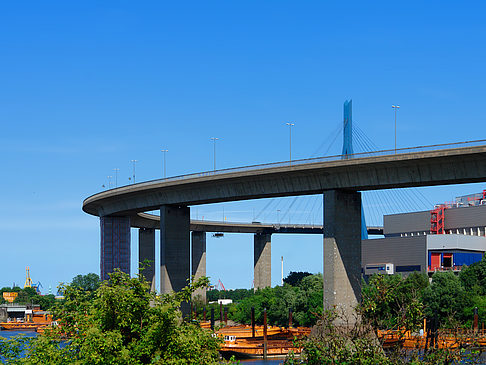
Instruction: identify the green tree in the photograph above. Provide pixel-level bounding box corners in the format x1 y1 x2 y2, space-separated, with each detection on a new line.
361 273 427 332
0 270 222 364
283 271 312 287
422 271 470 327
71 273 101 292
230 274 323 327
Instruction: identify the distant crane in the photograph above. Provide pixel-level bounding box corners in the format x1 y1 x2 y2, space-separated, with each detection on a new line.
24 267 42 294
216 279 226 291
32 281 43 295
24 266 33 288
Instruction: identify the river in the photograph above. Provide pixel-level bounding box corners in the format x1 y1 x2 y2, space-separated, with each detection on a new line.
0 331 285 364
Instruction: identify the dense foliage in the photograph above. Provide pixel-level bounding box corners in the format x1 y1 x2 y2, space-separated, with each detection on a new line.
230 273 323 327
287 311 479 365
361 272 428 331
0 270 222 364
70 273 100 292
283 271 312 286
361 258 486 330
0 287 56 310
206 288 253 303
291 268 484 365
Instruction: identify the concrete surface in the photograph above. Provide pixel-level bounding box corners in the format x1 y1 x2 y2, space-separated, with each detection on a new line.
254 233 272 290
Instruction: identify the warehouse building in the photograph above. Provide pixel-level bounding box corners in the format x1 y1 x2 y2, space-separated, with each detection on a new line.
362 191 486 276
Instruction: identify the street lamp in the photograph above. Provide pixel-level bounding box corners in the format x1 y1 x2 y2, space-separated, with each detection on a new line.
392 105 400 154
210 137 219 171
113 168 120 187
107 176 112 189
285 122 295 164
161 150 168 178
130 160 137 184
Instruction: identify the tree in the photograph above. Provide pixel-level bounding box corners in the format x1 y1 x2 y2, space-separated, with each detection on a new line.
0 270 222 364
422 271 471 327
361 273 428 332
71 273 101 291
283 271 312 287
459 257 486 295
230 274 323 327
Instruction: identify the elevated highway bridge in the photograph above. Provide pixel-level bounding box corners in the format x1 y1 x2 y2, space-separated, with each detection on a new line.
83 140 486 320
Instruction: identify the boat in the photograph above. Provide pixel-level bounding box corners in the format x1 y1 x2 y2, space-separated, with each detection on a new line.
0 310 53 331
215 324 310 359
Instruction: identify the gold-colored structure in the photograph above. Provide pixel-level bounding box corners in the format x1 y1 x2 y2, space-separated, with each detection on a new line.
24 266 33 288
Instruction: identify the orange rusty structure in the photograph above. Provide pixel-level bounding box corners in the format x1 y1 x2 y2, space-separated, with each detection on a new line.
0 309 54 331
199 323 310 359
378 327 486 350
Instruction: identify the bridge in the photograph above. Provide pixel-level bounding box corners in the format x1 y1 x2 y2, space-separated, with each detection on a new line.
83 139 486 320
132 212 384 235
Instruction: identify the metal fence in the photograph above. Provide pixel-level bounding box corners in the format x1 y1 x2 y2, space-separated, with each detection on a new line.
111 139 486 191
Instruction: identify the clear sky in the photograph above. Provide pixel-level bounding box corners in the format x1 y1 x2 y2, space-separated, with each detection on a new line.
1 1 485 292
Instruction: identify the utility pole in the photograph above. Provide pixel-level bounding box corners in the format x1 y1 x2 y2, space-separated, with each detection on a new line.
161 149 168 178
392 105 400 154
210 137 219 171
130 160 137 184
113 168 120 187
285 122 295 165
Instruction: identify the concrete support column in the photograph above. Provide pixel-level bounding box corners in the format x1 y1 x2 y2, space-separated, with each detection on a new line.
160 205 190 296
191 231 207 303
323 190 362 324
254 233 272 290
100 216 131 282
139 228 156 291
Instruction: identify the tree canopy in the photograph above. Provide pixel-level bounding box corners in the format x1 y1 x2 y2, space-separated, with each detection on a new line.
0 270 222 364
71 273 100 292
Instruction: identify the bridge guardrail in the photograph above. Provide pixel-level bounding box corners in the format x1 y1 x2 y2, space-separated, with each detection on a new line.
104 139 486 191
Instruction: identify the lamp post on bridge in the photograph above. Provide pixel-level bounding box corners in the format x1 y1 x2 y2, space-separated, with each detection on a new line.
210 137 219 171
392 105 400 154
161 149 168 178
285 122 295 165
130 160 137 184
113 168 119 187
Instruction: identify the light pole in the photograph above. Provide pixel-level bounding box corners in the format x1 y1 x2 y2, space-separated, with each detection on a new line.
107 176 112 189
113 168 119 187
285 122 295 164
161 149 168 178
130 160 137 184
392 105 400 154
210 137 219 171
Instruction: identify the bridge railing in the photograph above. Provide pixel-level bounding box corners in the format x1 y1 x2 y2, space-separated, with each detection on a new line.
119 139 486 189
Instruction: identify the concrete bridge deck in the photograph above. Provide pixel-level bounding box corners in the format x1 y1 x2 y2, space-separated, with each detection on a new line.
83 140 486 321
131 212 384 235
84 142 486 217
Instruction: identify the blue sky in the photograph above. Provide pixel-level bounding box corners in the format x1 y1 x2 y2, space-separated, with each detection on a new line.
1 1 485 291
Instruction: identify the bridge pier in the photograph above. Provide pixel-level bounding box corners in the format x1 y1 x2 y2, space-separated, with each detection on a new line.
191 231 207 303
160 205 190 295
139 228 156 291
254 233 272 290
100 216 131 281
323 190 362 324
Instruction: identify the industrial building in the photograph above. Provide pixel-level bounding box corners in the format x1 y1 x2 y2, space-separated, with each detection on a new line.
362 190 486 276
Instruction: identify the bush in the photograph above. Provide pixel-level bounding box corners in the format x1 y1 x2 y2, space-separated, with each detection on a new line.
0 270 222 364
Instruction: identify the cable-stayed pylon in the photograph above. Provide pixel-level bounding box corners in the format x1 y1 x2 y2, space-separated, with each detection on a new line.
341 100 368 239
